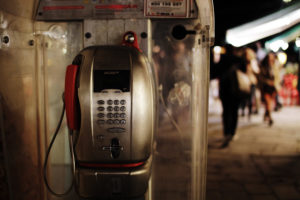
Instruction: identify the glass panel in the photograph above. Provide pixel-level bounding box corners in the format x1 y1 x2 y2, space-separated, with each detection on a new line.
34 22 83 199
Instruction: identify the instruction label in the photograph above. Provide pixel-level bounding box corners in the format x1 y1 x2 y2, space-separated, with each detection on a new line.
145 0 189 18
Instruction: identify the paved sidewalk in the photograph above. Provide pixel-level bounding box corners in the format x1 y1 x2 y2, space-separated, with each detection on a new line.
206 106 300 200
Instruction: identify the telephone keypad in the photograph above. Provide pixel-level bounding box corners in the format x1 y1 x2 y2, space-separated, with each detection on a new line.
96 98 128 132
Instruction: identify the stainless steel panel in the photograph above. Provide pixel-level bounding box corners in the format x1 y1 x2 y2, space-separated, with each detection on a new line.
0 0 38 19
84 19 151 54
0 10 43 200
76 156 152 199
131 50 156 160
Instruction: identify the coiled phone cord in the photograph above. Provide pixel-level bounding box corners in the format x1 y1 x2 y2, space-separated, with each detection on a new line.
43 96 76 197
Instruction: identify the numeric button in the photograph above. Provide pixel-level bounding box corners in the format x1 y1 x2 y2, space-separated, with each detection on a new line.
120 106 126 112
120 100 126 105
114 100 119 105
107 106 113 111
114 106 119 111
97 120 105 125
98 107 105 111
107 100 113 105
98 100 105 105
97 113 105 118
107 113 114 118
107 119 113 125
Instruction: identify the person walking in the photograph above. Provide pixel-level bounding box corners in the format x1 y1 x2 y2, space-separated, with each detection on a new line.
211 45 245 148
259 52 277 126
240 48 259 118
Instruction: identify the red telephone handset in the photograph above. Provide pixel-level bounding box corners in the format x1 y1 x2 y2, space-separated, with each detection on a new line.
65 65 80 131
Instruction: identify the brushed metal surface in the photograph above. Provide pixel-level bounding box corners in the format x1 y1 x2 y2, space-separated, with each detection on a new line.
131 49 156 160
83 19 151 54
75 46 156 163
76 156 152 199
0 0 38 19
0 9 43 200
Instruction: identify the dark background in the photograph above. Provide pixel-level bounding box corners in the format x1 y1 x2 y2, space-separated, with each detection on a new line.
213 0 289 45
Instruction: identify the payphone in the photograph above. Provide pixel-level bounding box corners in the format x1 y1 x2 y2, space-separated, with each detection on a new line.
44 32 156 199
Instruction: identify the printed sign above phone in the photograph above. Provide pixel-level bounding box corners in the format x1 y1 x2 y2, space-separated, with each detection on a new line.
36 0 197 20
145 0 190 18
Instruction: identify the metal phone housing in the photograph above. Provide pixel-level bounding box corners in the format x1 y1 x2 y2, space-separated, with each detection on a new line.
74 45 156 199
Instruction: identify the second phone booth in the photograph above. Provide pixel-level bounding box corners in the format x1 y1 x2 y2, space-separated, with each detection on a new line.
0 0 214 200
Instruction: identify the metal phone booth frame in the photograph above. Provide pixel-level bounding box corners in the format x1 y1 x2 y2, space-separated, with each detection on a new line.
0 0 214 199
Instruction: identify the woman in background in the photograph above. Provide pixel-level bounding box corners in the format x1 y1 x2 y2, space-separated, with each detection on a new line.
259 52 277 126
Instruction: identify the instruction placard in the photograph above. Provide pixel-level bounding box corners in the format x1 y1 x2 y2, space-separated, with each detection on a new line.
145 0 189 18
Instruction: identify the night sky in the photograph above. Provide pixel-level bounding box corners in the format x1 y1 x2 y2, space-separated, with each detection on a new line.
213 0 287 45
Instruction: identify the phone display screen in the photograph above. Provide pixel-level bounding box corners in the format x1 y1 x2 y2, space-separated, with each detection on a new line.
93 70 130 92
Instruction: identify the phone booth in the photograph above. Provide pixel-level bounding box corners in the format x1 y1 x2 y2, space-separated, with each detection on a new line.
0 0 214 200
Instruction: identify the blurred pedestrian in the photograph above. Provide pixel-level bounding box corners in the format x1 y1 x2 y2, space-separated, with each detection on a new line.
259 52 277 126
273 54 283 111
297 63 300 105
240 48 259 118
211 44 245 148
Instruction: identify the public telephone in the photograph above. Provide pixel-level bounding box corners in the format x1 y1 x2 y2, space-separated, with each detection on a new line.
62 32 156 199
37 0 214 199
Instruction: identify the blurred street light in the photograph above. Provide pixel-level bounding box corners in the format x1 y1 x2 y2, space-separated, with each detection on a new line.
278 51 288 65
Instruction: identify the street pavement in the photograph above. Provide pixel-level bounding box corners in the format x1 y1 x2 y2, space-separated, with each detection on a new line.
207 106 300 200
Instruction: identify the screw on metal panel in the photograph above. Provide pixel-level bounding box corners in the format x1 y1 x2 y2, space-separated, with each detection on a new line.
28 40 34 46
2 36 9 44
38 12 43 16
85 32 92 39
141 32 148 39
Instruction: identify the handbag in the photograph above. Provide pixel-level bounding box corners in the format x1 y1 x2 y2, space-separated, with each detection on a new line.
236 69 251 94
